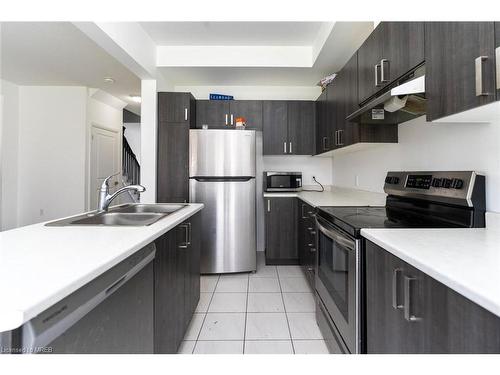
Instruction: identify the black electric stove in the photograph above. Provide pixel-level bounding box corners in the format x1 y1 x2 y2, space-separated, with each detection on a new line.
317 171 486 238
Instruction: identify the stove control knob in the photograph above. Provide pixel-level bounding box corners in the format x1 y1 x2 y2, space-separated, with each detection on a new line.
432 178 442 188
442 178 452 188
451 178 464 189
393 177 400 184
385 176 392 184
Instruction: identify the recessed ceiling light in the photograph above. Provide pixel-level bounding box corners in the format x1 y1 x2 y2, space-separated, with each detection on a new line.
103 77 115 84
130 95 142 103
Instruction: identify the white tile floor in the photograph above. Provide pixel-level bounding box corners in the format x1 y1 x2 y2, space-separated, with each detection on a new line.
179 252 329 354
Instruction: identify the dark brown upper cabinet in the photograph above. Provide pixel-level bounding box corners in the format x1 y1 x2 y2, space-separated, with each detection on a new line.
425 22 497 121
263 100 315 155
358 22 424 104
196 100 263 129
494 22 500 99
315 52 398 155
315 89 330 154
195 100 230 128
228 100 263 130
287 101 316 155
158 92 195 125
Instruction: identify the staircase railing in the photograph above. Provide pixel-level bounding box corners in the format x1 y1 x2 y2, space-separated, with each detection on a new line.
122 133 140 186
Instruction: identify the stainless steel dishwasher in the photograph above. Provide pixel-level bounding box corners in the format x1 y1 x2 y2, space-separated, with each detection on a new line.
1 243 155 354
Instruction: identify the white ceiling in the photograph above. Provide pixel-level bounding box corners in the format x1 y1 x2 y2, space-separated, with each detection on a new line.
153 22 374 87
140 22 325 46
1 22 142 113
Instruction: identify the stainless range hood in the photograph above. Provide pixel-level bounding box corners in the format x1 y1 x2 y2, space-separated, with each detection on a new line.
347 65 426 124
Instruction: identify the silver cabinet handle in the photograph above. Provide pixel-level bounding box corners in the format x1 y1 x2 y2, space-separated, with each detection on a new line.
184 108 188 121
380 59 390 83
322 136 328 151
283 142 287 154
337 130 344 146
374 64 381 87
475 56 490 96
392 268 404 309
178 224 189 249
404 276 420 322
225 113 228 125
267 199 271 212
187 222 192 245
495 47 500 90
230 114 234 125
289 142 292 154
301 204 306 219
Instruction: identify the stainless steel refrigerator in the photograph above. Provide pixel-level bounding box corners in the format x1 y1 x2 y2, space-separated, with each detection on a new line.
189 129 256 274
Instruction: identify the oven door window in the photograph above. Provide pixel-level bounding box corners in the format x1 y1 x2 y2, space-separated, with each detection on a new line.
318 229 350 321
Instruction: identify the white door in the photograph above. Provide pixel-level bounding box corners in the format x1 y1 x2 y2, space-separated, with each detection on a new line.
90 125 120 209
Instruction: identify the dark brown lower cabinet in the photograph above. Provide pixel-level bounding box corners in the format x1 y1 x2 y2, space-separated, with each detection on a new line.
365 240 500 353
264 197 298 265
154 213 200 354
297 200 316 287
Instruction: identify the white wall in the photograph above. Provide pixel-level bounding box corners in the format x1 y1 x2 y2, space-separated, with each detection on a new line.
0 85 124 229
332 115 500 212
173 85 321 101
0 80 20 230
17 86 88 226
123 122 141 163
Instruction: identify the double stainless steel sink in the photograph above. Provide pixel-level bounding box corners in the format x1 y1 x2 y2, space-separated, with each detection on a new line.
46 203 187 226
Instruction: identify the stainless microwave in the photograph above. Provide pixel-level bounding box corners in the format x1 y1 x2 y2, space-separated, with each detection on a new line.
263 172 302 192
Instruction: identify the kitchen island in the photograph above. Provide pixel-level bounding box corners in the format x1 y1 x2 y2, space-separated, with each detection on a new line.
0 203 203 336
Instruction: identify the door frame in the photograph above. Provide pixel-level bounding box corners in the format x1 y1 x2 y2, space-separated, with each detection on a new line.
86 122 122 211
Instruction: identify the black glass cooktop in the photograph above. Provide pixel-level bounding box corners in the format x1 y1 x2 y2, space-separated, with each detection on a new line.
317 206 465 237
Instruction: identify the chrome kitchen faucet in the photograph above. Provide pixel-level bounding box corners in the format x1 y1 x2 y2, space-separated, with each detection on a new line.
98 173 146 211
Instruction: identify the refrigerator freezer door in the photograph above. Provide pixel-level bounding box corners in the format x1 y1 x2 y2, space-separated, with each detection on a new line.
189 129 256 177
190 178 256 274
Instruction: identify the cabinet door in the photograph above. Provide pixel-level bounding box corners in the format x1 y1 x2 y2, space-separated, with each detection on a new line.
315 90 330 154
158 92 192 123
325 84 338 149
358 24 384 103
425 22 496 121
154 231 184 353
380 22 425 86
496 22 500 99
264 197 298 264
263 101 288 155
157 122 189 203
287 101 315 155
365 240 424 353
187 213 201 315
229 100 263 130
297 201 316 287
339 52 360 147
196 100 230 128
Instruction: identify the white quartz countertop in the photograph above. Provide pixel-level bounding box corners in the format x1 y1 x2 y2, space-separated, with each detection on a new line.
263 187 387 207
361 224 500 317
0 204 203 333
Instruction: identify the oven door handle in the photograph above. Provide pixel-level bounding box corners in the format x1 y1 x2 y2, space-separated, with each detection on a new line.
316 217 356 252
